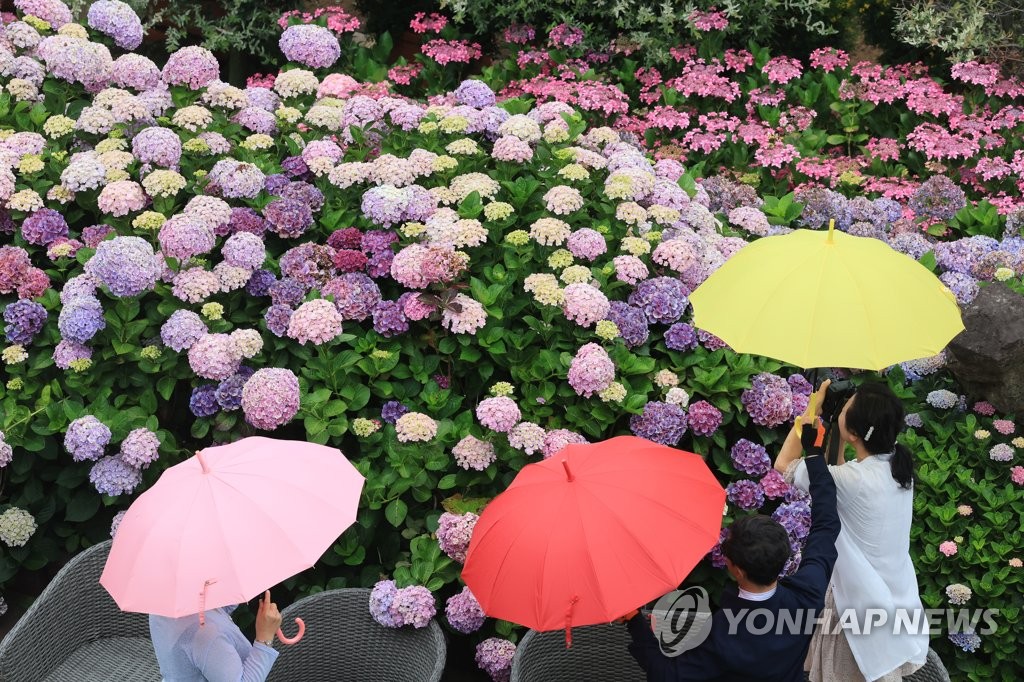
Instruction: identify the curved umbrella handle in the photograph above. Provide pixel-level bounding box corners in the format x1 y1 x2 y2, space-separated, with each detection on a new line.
277 617 305 645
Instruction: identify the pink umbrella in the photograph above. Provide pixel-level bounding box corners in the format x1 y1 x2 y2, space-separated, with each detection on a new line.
100 437 364 644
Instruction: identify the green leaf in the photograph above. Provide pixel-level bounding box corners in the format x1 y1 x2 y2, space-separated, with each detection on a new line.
385 499 408 527
65 490 101 522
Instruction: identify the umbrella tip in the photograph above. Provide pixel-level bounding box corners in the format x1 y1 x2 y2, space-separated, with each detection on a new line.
561 459 574 482
196 450 210 474
827 218 835 243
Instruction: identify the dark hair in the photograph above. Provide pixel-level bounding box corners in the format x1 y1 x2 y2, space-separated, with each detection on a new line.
721 516 791 586
845 382 914 489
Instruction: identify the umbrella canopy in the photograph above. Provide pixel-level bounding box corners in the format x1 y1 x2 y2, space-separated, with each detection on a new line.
688 222 964 370
461 436 725 643
101 437 364 619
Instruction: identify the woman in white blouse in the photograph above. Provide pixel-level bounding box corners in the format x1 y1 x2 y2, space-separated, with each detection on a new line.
775 380 929 682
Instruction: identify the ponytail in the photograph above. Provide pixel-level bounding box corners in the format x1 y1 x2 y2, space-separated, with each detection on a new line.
891 443 914 490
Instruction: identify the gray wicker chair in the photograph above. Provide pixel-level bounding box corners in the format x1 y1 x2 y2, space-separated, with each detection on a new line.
510 624 645 682
904 648 952 682
266 587 446 682
508 623 950 682
0 540 160 682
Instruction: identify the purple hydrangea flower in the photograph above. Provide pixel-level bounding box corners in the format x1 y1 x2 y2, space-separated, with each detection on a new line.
119 427 160 469
240 367 300 430
389 585 437 628
246 269 276 297
279 181 325 213
760 469 790 499
628 277 689 325
664 322 698 351
630 401 688 445
64 415 112 462
269 277 308 308
437 512 478 563
726 479 765 511
132 126 181 167
322 273 382 321
371 300 409 337
773 499 812 541
731 439 771 476
89 455 143 496
189 384 219 417
215 368 254 411
605 301 650 348
741 373 793 428
21 209 69 246
381 401 409 424
162 46 219 89
3 299 47 345
263 304 293 337
264 199 313 238
795 187 851 231
58 295 106 343
476 638 516 682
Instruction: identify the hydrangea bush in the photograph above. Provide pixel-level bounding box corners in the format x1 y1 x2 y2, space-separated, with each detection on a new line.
0 3 1021 679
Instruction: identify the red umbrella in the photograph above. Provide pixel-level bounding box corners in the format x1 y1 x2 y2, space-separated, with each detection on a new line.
461 435 725 646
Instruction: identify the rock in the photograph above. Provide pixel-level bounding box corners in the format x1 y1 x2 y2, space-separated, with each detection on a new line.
946 283 1024 416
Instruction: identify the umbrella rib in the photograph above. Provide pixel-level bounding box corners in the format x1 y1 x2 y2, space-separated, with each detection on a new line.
833 245 880 368
800 236 834 368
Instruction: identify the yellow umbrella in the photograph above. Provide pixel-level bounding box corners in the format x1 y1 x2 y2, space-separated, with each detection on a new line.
688 220 964 370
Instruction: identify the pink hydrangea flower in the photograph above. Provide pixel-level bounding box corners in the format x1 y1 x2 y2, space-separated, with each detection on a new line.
567 343 615 397
939 541 958 557
240 368 300 430
476 397 520 433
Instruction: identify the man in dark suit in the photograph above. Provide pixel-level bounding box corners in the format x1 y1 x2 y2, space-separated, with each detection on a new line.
625 423 840 681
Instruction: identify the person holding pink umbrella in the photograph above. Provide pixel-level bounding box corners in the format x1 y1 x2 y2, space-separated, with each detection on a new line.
101 437 365 682
149 590 283 681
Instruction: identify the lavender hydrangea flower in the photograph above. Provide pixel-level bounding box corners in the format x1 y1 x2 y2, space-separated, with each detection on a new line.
567 343 615 397
189 384 219 417
437 512 479 563
162 46 219 90
52 339 92 369
3 299 47 345
279 25 341 69
132 126 181 167
475 397 520 433
90 455 143 496
454 79 496 108
452 435 496 471
58 295 106 343
64 416 112 462
87 0 144 50
446 587 486 633
160 310 207 352
369 580 400 627
188 333 242 380
630 401 688 446
909 176 966 222
87 237 160 297
476 638 516 682
541 429 588 458
389 585 436 629
628 277 689 324
119 427 160 469
726 479 765 511
795 187 851 231
322 273 382 321
731 439 771 476
268 278 307 308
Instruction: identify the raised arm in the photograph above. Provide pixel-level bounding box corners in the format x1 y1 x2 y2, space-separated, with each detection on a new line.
786 454 840 608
